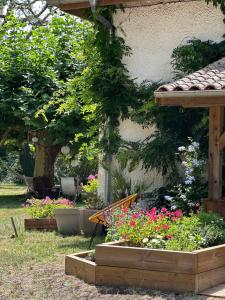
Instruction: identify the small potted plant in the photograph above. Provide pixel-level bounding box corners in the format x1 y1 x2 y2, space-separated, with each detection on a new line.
80 174 104 236
23 197 74 231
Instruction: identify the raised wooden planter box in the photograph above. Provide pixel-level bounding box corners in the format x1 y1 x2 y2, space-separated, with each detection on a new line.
24 218 58 231
66 241 225 293
65 251 96 284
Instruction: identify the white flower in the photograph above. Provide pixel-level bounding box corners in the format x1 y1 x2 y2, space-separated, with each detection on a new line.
142 238 149 244
192 159 200 167
187 175 195 181
171 205 177 210
185 179 192 185
192 142 199 149
188 145 195 152
180 194 187 200
182 161 188 166
178 146 185 152
164 195 173 201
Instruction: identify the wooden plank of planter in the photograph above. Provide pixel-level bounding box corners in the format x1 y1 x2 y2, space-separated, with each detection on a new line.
95 266 196 292
96 243 197 274
24 219 57 231
194 244 225 273
65 251 96 284
196 264 225 292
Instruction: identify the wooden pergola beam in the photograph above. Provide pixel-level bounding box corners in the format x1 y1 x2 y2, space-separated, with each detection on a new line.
208 106 224 200
155 92 225 108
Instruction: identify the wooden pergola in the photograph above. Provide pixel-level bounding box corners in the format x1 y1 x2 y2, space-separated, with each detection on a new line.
155 58 225 216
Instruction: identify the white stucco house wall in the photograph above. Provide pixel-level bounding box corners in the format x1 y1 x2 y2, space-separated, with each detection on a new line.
98 1 224 201
48 0 224 201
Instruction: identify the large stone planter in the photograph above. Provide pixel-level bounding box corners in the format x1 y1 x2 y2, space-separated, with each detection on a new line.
79 208 103 236
54 208 80 235
54 208 103 236
66 241 225 293
24 218 57 231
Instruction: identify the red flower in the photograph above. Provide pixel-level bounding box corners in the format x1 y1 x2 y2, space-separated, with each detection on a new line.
162 224 170 230
122 207 129 213
166 235 173 240
130 221 136 227
154 226 161 231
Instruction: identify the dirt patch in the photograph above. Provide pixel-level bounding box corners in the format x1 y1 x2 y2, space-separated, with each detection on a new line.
0 259 218 300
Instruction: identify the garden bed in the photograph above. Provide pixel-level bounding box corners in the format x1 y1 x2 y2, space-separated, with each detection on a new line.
24 218 58 231
65 250 96 284
66 241 225 293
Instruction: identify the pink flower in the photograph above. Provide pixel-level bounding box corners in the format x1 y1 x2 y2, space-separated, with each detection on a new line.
166 234 173 240
161 207 168 214
59 198 73 206
173 209 183 218
42 197 53 205
88 174 95 180
131 213 139 219
146 208 157 221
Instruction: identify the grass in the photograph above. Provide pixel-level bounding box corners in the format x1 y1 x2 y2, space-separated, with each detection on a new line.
0 184 103 271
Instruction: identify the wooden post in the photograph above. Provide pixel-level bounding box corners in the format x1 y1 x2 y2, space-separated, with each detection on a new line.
208 106 224 200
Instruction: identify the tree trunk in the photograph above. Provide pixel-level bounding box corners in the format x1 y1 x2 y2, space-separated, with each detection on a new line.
34 143 60 184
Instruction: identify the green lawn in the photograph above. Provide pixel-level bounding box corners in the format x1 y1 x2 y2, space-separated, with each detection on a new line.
0 184 102 270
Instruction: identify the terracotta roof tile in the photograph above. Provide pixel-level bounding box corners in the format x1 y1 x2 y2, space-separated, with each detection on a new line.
157 58 225 92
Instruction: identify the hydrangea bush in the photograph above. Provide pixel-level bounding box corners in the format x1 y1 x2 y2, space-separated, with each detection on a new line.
165 138 207 212
106 207 225 251
23 197 75 218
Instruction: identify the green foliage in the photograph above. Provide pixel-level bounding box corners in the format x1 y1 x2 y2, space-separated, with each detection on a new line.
0 14 94 151
172 39 225 78
68 6 137 156
82 178 98 193
111 167 148 201
55 154 98 184
127 80 208 177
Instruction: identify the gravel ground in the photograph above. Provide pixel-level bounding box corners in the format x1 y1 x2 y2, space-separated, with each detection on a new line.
0 259 222 300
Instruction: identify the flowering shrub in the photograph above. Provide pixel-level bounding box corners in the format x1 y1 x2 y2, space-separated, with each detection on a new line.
82 175 98 194
23 197 75 218
106 207 225 251
164 138 207 212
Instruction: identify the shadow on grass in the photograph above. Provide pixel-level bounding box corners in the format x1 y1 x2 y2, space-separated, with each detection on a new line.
57 234 105 250
0 194 26 209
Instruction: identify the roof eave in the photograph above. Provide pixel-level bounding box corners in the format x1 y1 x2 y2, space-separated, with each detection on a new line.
155 90 225 108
